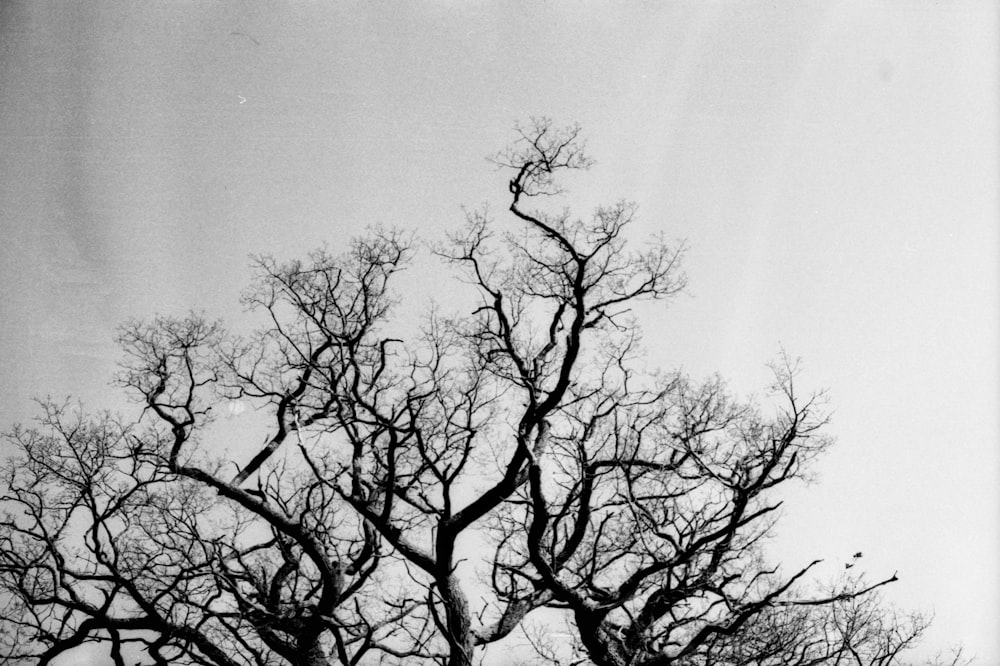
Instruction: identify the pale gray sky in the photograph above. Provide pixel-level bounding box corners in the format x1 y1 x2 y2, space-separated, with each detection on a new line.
1 2 997 662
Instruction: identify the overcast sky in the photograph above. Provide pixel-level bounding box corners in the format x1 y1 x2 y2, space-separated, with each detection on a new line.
1 2 997 662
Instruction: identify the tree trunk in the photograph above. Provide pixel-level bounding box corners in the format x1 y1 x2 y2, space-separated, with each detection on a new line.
439 573 476 666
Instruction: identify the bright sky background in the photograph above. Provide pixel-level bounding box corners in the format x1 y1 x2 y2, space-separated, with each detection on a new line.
1 2 997 662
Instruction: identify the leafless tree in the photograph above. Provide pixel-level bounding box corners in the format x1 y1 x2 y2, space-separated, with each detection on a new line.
0 120 955 666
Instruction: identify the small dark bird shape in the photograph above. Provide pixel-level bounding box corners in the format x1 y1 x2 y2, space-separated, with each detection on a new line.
853 552 863 558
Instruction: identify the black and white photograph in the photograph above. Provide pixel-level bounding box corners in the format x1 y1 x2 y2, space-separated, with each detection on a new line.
0 3 996 665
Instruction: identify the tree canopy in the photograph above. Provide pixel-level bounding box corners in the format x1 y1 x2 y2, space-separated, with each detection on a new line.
0 121 961 666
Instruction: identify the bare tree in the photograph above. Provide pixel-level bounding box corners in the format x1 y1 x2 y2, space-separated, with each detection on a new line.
0 120 954 666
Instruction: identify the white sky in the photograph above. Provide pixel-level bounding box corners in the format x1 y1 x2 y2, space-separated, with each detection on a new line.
1 2 997 662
